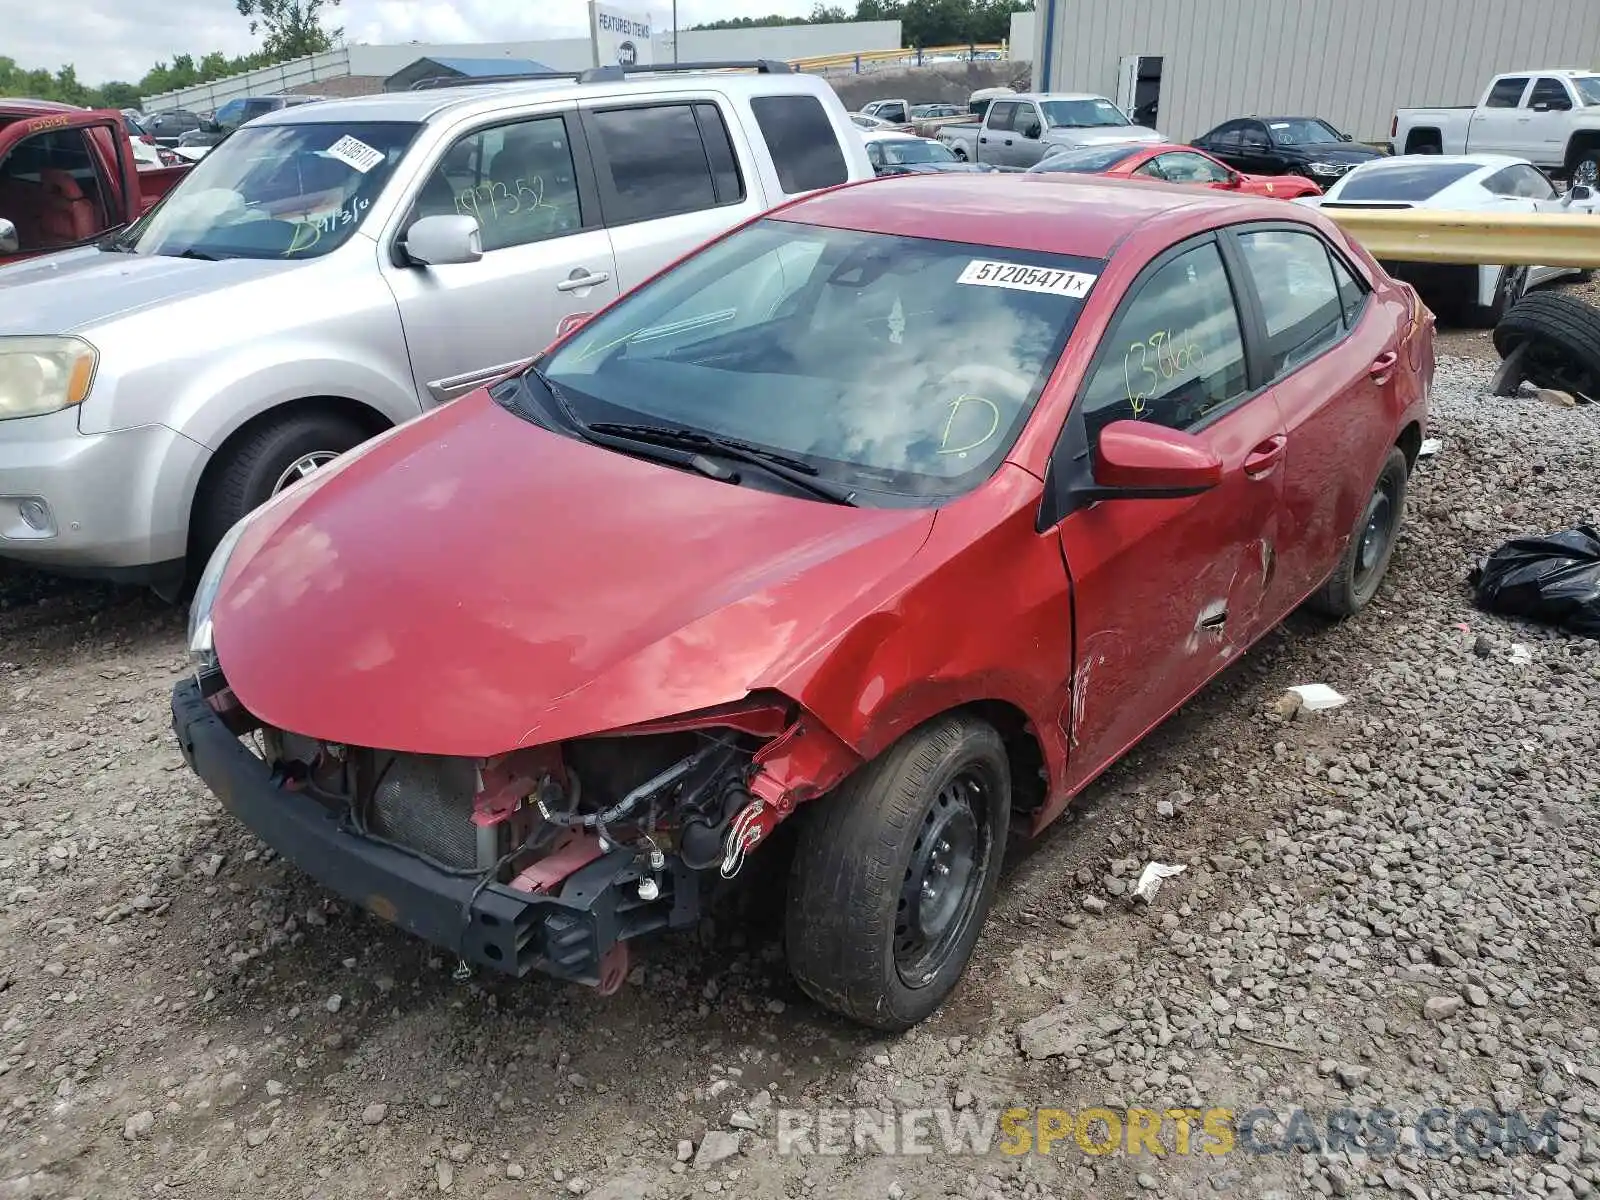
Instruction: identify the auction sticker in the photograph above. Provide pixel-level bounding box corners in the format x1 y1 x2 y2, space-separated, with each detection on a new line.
957 259 1096 298
325 134 385 173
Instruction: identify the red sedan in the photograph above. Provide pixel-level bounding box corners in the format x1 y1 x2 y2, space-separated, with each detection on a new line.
1030 141 1324 198
173 174 1432 1031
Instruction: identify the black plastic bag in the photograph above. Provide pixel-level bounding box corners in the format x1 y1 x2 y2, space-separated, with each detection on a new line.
1470 525 1600 638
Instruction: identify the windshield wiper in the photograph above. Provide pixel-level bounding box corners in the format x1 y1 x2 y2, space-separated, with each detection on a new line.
175 248 218 261
587 422 858 506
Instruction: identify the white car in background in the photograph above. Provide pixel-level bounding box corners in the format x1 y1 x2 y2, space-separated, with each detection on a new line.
1301 152 1600 324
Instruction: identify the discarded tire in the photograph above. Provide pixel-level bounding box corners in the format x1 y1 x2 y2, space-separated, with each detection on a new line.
1492 291 1600 402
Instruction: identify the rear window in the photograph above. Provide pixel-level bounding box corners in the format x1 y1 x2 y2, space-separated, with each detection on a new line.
750 95 849 194
1334 162 1478 201
1029 144 1143 173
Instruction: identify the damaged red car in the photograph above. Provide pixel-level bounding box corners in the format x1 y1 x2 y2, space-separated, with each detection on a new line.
171 174 1434 1031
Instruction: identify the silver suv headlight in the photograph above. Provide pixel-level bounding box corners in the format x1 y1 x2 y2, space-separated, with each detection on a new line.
187 516 253 671
0 336 98 421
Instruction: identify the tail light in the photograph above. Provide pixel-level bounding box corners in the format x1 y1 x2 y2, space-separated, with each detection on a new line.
1389 115 1397 138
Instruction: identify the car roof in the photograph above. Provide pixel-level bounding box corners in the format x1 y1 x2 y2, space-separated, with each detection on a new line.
1355 152 1525 171
258 68 838 127
1006 93 1110 104
864 131 926 142
772 173 1284 259
0 97 82 115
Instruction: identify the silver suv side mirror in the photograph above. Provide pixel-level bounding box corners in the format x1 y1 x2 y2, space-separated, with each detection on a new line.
0 218 17 256
403 215 482 267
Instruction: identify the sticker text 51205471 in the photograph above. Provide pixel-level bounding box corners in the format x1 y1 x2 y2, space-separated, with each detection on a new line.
957 260 1097 298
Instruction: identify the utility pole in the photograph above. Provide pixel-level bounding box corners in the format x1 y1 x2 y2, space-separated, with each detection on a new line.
672 0 679 61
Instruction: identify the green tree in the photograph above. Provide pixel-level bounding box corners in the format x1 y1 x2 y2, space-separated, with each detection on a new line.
235 0 343 60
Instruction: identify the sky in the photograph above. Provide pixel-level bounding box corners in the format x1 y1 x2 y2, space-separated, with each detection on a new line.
5 0 818 85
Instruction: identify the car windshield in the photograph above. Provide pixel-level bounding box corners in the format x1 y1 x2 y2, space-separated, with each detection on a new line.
1266 118 1342 146
116 121 420 260
1029 144 1143 173
539 219 1101 502
881 139 959 165
1575 76 1600 105
1334 161 1478 201
1041 99 1129 128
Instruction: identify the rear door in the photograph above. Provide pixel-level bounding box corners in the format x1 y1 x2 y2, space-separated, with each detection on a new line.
1198 121 1248 169
1052 235 1287 789
381 106 622 404
1471 76 1531 154
580 96 766 293
1229 224 1397 612
979 100 1020 165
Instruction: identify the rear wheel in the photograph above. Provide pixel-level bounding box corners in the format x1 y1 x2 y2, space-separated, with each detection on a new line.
191 410 368 569
785 714 1009 1031
1308 446 1409 618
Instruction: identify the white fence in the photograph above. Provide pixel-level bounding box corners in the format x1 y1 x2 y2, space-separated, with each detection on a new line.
141 49 352 111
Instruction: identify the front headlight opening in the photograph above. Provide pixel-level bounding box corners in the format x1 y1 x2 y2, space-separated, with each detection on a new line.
0 336 97 421
187 515 253 670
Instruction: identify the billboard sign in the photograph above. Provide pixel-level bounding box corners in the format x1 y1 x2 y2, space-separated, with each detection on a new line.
590 3 655 69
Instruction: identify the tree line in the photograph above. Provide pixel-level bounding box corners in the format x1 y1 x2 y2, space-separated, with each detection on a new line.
2 0 340 110
693 0 1034 47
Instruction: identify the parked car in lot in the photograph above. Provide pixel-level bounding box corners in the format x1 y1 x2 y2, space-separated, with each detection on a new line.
1391 70 1600 184
1191 116 1383 189
172 172 1434 1031
0 100 189 264
848 110 912 134
1031 140 1322 197
938 92 1163 167
175 93 330 159
0 64 872 594
143 108 205 148
1300 153 1600 325
864 131 992 175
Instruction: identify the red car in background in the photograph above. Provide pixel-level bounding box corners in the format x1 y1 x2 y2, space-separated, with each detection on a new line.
1029 141 1323 198
173 174 1430 1032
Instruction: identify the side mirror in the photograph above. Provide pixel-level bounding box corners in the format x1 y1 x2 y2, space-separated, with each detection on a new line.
1022 121 1043 139
201 119 221 134
1568 184 1593 201
1091 421 1223 497
1339 131 1354 141
1224 172 1244 188
0 218 17 255
403 214 482 267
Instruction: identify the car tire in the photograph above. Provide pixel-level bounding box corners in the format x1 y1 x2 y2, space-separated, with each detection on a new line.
191 410 368 568
1571 153 1600 190
1492 290 1600 401
785 713 1010 1032
1308 446 1409 619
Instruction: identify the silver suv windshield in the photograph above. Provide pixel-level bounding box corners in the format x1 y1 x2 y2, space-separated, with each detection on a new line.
118 121 420 261
1041 99 1129 128
540 219 1101 502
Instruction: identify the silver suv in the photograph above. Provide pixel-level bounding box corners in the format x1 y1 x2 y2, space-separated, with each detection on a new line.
0 62 872 594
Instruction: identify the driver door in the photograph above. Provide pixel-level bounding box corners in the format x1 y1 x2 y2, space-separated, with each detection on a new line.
1051 236 1287 790
379 107 621 406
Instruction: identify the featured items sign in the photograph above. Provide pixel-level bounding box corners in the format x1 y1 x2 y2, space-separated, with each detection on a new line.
590 2 655 68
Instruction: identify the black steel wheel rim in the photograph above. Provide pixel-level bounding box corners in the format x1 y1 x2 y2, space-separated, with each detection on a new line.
1354 476 1398 590
894 769 989 987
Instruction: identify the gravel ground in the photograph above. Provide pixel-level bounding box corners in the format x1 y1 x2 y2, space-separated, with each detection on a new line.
1 352 1597 1200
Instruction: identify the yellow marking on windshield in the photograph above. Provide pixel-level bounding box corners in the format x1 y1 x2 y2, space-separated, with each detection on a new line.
938 394 1002 456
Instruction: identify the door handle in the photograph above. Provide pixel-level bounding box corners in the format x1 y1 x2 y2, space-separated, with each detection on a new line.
979 136 988 143
1243 435 1287 478
557 270 610 292
1369 351 1399 382
1004 138 1014 146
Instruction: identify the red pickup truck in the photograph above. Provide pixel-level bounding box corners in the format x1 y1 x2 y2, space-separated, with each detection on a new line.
0 101 191 265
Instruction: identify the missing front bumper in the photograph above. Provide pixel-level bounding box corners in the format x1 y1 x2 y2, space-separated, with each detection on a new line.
169 678 695 984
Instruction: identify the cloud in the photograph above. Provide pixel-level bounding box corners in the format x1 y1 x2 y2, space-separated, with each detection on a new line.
10 0 818 85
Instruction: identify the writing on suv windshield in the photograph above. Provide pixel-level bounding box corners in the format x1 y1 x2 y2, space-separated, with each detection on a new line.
540 219 1102 503
122 121 420 260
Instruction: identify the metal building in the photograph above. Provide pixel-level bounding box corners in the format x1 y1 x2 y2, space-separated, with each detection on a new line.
1033 0 1600 142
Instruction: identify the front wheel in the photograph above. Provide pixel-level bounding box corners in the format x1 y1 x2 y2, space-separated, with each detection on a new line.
1572 154 1600 190
191 410 368 569
785 714 1010 1031
1308 446 1409 618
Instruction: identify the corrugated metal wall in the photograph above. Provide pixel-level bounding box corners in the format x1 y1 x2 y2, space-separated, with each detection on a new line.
1037 0 1600 141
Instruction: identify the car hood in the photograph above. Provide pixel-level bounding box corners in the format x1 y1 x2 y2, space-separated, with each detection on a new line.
1048 126 1165 147
212 391 937 758
0 248 299 335
1296 143 1385 163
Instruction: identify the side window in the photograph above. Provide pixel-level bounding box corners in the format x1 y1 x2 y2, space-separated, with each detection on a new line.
1211 123 1245 151
1241 122 1271 150
1079 241 1249 439
0 128 113 251
1237 230 1346 376
1132 159 1165 179
1157 152 1231 183
409 115 583 252
749 94 848 194
879 102 906 123
866 142 885 169
1486 77 1529 108
591 103 741 224
1531 78 1574 110
214 99 246 128
988 101 1019 131
1494 163 1559 199
1326 247 1368 328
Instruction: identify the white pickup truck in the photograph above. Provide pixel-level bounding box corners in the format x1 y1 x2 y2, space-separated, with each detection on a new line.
1392 70 1600 184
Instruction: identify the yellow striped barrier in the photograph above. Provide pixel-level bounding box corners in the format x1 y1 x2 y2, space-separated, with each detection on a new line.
789 43 1007 74
1319 206 1600 269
